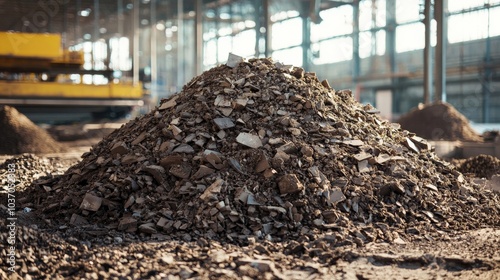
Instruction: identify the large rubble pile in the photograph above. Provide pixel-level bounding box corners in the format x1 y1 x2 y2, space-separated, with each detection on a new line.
0 106 64 154
1 154 76 192
397 102 482 142
459 154 500 179
23 57 499 245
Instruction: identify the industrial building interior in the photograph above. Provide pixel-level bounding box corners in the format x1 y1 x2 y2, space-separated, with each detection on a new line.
1 0 499 124
1 1 500 279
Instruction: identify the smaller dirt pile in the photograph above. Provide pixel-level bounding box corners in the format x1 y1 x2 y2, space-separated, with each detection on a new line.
397 102 481 142
459 154 500 179
0 106 64 154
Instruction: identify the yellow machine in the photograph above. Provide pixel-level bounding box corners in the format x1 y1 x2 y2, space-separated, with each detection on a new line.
0 32 144 123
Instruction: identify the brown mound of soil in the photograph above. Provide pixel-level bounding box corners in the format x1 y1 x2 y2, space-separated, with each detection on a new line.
459 154 500 179
22 58 499 245
0 106 64 154
397 102 482 142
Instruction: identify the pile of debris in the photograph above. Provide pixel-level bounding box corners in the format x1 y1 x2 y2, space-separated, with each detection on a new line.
23 57 499 245
397 102 482 142
459 154 500 179
0 106 64 154
1 154 75 192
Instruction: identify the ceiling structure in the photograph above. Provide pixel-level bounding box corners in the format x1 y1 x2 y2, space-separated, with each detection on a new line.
0 0 354 39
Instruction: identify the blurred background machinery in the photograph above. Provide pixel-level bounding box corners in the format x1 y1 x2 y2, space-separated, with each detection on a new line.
0 0 499 127
0 32 143 123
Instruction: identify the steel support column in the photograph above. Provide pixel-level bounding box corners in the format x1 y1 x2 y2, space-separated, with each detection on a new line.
482 8 492 123
423 0 432 104
435 0 447 102
353 0 360 84
151 0 158 102
301 1 311 71
132 0 139 85
176 0 184 89
385 0 397 113
195 0 203 74
263 0 270 57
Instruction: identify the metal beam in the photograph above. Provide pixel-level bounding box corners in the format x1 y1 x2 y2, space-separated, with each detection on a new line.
352 0 360 83
482 7 492 123
435 0 447 102
195 0 203 74
151 0 158 102
264 0 270 57
132 0 139 86
423 0 432 104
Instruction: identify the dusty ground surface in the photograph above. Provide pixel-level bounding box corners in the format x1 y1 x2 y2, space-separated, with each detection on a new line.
1 142 499 279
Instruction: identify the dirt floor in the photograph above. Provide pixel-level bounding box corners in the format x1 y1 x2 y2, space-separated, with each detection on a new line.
0 125 499 280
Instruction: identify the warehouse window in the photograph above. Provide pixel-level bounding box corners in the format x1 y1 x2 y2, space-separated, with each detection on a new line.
312 37 353 64
395 19 436 53
311 5 353 41
359 0 386 31
359 30 386 58
203 39 217 67
395 0 420 24
448 10 488 43
448 6 500 43
271 17 302 50
395 22 424 52
448 0 495 12
233 29 256 58
217 36 232 63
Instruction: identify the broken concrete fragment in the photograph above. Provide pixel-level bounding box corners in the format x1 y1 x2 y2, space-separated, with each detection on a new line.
160 155 184 168
358 160 371 173
255 155 270 173
236 132 262 149
172 144 195 154
375 153 391 164
205 152 224 169
79 193 102 212
131 132 147 145
200 178 224 200
404 137 420 153
324 188 346 205
158 96 178 110
144 165 166 184
213 117 235 130
170 125 182 136
226 53 244 68
308 166 329 186
110 141 128 157
354 152 372 162
342 139 364 146
278 174 304 194
169 164 192 179
191 165 215 180
70 214 88 226
124 195 135 209
139 223 157 234
424 184 439 192
118 217 138 231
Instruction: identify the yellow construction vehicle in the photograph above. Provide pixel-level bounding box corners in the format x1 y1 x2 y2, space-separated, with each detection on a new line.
0 32 145 123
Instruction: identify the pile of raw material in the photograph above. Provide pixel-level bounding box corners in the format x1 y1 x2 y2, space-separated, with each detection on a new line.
459 154 500 179
0 106 64 154
0 154 75 192
397 102 482 142
23 57 499 245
